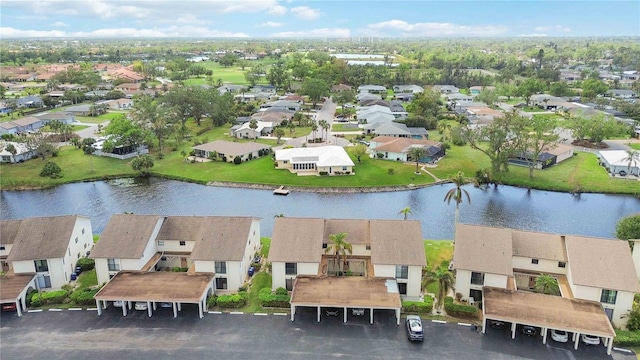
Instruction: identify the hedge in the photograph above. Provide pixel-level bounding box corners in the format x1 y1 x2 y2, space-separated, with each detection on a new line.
614 330 640 347
70 288 99 305
444 296 477 318
216 292 248 308
259 287 290 308
76 257 95 271
207 295 217 307
402 296 434 314
32 289 69 306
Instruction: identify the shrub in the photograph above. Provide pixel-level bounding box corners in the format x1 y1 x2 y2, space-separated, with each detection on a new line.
614 330 640 347
259 287 290 308
402 296 434 314
62 284 74 292
76 257 95 271
319 171 328 176
216 292 248 308
275 287 289 296
171 267 188 272
388 168 395 175
376 153 385 159
70 288 99 305
251 263 262 272
30 292 43 307
207 295 217 307
444 296 477 318
40 161 62 179
233 156 242 164
35 289 69 305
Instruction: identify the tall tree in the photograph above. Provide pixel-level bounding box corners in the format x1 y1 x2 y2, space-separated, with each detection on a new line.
274 127 285 144
130 154 155 177
267 60 289 92
408 146 427 174
422 264 454 310
81 137 96 173
333 90 356 118
318 119 329 143
131 95 176 158
616 214 640 248
513 115 559 178
324 233 352 276
443 171 471 238
517 78 545 106
300 78 329 109
623 150 640 175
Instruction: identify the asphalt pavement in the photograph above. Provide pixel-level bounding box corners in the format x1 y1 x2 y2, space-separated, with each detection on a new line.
0 305 634 360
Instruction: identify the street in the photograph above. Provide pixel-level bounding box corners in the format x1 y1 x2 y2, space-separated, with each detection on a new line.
0 306 633 360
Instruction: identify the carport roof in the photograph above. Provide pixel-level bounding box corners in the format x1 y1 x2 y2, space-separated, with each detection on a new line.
0 273 36 302
290 276 401 309
94 271 214 303
483 287 615 338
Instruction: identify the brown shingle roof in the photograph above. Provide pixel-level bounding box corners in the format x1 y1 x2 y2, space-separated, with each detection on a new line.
6 215 82 261
190 216 256 261
565 235 640 293
453 224 513 276
270 218 325 263
90 214 164 259
193 140 270 157
371 137 439 153
0 220 22 246
370 220 425 266
512 230 566 262
324 219 370 245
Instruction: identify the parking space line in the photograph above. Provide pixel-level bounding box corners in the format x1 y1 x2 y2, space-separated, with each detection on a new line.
614 348 633 353
87 308 98 311
457 322 472 327
48 309 63 312
273 313 288 316
431 320 446 324
229 311 244 315
28 309 43 313
254 313 268 316
208 311 222 314
68 308 83 311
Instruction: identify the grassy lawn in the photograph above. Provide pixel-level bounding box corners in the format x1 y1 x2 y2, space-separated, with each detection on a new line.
503 98 525 105
332 124 361 132
75 111 127 124
239 271 272 313
631 143 640 150
260 237 270 258
521 106 547 113
182 61 273 86
76 269 97 290
423 240 454 295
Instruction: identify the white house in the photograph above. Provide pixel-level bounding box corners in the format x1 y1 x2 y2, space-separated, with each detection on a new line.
369 136 443 163
599 150 639 176
90 214 260 294
233 120 273 139
3 215 94 290
0 141 38 163
275 146 355 176
453 223 639 329
270 218 426 324
357 85 387 94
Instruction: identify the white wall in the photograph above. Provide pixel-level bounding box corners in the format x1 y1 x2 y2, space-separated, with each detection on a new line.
120 236 158 270
512 256 567 275
406 265 422 297
571 284 601 301
94 258 110 285
47 258 65 288
373 264 395 278
12 260 35 275
156 239 194 253
350 244 371 257
271 261 319 291
611 291 635 328
455 269 472 301
484 273 508 289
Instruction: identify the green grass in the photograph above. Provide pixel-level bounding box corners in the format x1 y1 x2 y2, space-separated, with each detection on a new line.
93 235 100 243
522 106 547 113
240 271 272 313
260 237 271 258
75 111 126 124
631 143 640 150
76 269 97 290
423 239 454 295
182 61 272 86
503 98 525 105
332 124 361 132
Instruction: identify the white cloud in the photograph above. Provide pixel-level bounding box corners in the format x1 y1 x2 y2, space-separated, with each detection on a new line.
259 22 285 28
535 25 571 33
52 21 69 27
268 5 287 16
519 33 548 37
271 28 350 38
365 19 508 37
0 26 249 38
290 6 321 20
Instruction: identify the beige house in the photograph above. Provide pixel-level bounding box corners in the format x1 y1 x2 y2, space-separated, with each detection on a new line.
269 217 425 324
275 146 355 176
453 224 639 354
3 215 94 290
193 140 270 163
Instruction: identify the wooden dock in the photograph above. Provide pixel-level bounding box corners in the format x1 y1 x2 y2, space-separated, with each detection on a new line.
273 186 290 196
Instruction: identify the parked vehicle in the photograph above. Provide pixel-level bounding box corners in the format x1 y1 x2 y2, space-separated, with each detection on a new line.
75 266 82 275
160 302 173 308
113 300 123 307
134 302 148 311
619 170 627 176
248 266 255 276
2 303 17 312
551 329 569 343
522 325 537 336
352 308 365 316
581 334 600 345
325 308 339 317
489 320 507 330
406 315 424 341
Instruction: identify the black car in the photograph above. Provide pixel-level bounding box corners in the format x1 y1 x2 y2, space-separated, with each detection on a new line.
522 325 537 336
619 170 627 176
489 320 507 330
405 315 424 341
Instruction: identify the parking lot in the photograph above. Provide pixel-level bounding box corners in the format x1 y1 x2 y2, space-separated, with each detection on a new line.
0 305 634 360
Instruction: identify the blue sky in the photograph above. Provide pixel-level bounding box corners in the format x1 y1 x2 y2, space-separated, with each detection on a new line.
1 0 638 38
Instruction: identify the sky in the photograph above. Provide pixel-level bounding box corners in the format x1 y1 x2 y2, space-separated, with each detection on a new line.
1 0 639 39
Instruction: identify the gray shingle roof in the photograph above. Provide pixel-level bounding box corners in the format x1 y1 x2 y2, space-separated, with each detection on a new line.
5 215 84 261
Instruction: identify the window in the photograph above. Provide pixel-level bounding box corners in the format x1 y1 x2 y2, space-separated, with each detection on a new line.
365 245 371 250
157 240 164 246
34 260 49 272
285 263 297 275
285 278 294 291
77 253 80 259
531 259 539 264
398 282 407 295
322 243 327 249
75 237 78 244
82 228 85 235
216 277 228 290
215 261 226 274
107 259 120 272
471 272 484 285
0 246 5 251
179 241 186 246
558 261 566 268
600 289 618 304
395 265 408 279
84 243 87 249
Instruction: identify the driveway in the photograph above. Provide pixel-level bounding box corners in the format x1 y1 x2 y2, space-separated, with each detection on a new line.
0 307 633 360
281 98 350 148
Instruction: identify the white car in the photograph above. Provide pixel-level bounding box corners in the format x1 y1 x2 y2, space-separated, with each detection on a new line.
551 329 568 343
134 302 148 311
581 334 600 345
113 301 123 307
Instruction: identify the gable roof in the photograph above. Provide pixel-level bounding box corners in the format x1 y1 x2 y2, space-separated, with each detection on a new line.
6 215 84 261
371 137 440 153
194 140 270 157
275 146 354 167
370 220 425 266
453 224 514 276
512 230 566 262
565 235 639 293
0 220 22 246
270 217 325 263
90 214 164 259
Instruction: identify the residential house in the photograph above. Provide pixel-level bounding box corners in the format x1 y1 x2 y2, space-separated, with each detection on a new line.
275 146 355 176
16 95 44 108
356 105 395 124
356 92 382 104
394 93 416 102
233 120 273 139
270 218 425 324
34 112 75 125
98 98 134 110
115 83 142 92
332 84 352 92
251 85 276 94
4 215 94 290
65 104 106 117
218 84 247 94
93 136 149 160
357 85 387 94
469 86 495 96
251 110 293 125
369 136 443 163
193 140 270 163
453 224 639 328
0 141 38 163
260 100 302 112
446 93 474 103
0 116 45 135
510 142 575 169
363 123 428 139
606 89 637 99
0 220 20 273
598 150 639 176
393 85 424 94
90 214 260 294
431 85 460 94
560 70 582 83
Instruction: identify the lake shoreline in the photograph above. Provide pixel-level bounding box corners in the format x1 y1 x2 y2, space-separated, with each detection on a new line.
206 180 448 193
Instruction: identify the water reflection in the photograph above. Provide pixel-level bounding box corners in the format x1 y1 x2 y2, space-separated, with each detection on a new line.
1 178 638 239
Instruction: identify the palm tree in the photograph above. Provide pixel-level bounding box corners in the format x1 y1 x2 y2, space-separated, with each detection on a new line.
407 146 427 174
437 120 452 142
534 274 560 295
623 149 639 175
444 171 471 242
324 232 352 276
398 206 412 220
422 263 454 311
319 119 330 144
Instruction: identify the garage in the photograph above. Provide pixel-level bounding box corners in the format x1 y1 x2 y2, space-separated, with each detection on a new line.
0 273 37 317
482 287 616 355
289 275 402 325
93 271 214 318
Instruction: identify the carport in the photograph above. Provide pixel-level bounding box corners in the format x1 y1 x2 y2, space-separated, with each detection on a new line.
93 271 214 319
0 273 37 317
482 287 616 355
289 276 402 325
